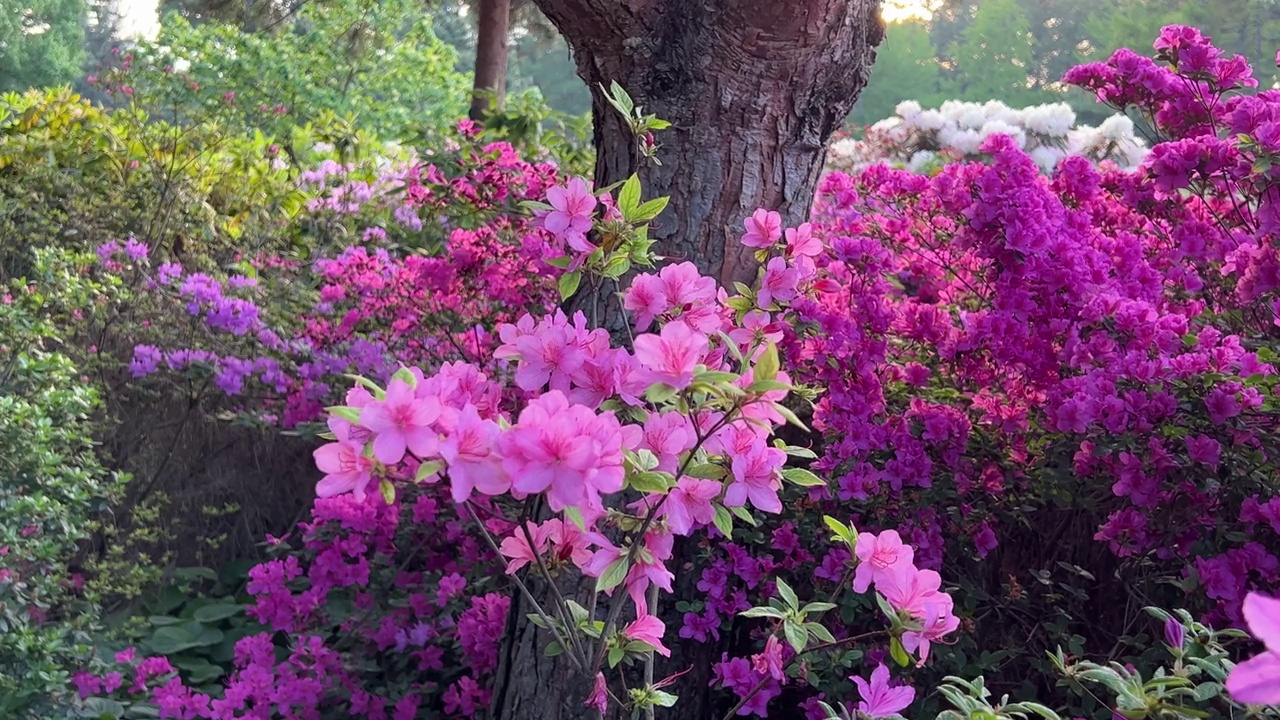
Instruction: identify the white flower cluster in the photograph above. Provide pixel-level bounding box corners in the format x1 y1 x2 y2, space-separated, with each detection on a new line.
826 99 1149 176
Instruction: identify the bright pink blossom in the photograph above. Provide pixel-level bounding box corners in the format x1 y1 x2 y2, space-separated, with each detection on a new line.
1227 592 1280 704
632 320 708 390
623 613 671 657
439 404 509 503
663 478 721 535
314 418 374 501
360 378 441 464
741 208 783 248
853 530 916 593
853 664 916 719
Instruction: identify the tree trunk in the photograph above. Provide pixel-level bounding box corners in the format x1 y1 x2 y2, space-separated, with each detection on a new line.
489 4 883 720
470 0 512 121
533 0 884 287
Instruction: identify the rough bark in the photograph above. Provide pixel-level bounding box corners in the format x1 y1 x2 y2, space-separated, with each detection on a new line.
534 0 884 287
469 0 512 121
490 3 883 719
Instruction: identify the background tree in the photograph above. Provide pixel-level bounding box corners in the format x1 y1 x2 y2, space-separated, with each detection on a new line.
0 0 87 91
468 0 510 119
849 19 942 126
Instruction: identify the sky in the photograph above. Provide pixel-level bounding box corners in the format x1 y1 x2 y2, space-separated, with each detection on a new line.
114 0 932 40
118 0 159 39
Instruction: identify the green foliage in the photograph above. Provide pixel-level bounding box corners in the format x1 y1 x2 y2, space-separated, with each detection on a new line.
943 0 1047 107
850 20 943 126
133 0 470 140
0 0 86 92
0 248 128 718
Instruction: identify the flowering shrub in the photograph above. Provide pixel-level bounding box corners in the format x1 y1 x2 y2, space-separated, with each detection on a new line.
826 99 1148 175
793 22 1280 709
75 136 963 717
111 125 563 431
33 22 1280 720
0 248 128 717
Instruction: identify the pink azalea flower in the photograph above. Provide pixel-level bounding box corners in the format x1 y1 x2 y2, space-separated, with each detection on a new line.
741 208 783 248
498 522 545 575
853 664 916 719
640 412 696 473
584 673 608 714
439 404 510 504
623 613 671 657
624 273 670 331
314 418 374 501
902 592 960 663
1227 592 1280 704
757 256 800 309
751 634 786 682
725 443 785 513
360 378 441 464
498 391 628 512
633 320 708 390
664 478 721 535
853 530 916 593
785 222 823 258
878 564 947 619
543 177 596 244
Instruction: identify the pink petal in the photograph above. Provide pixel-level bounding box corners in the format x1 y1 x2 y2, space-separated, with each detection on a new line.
1227 651 1280 704
1244 593 1280 652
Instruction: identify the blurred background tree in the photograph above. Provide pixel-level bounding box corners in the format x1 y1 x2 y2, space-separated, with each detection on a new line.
1 0 87 91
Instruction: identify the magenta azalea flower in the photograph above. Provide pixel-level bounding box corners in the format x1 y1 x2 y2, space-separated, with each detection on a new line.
853 530 916 593
633 320 708 390
1227 592 1280 705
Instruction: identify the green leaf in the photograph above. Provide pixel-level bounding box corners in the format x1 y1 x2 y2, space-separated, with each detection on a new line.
644 383 679 404
390 366 418 388
564 506 586 532
618 174 642 216
805 622 837 644
629 470 674 494
823 516 858 547
729 504 758 526
740 606 787 619
755 342 780 381
544 640 564 657
414 460 444 481
775 577 800 611
783 621 808 654
608 646 626 668
652 690 679 707
800 602 837 616
558 271 582 301
685 463 726 480
890 635 912 667
782 467 826 487
379 479 395 505
712 505 733 539
325 405 362 424
597 556 630 592
192 603 243 624
147 626 201 654
632 196 669 223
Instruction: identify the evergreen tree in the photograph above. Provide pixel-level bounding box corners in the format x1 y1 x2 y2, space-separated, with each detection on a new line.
0 0 87 91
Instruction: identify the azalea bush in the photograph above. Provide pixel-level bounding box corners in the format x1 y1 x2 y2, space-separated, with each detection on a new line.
75 141 963 718
826 98 1149 176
